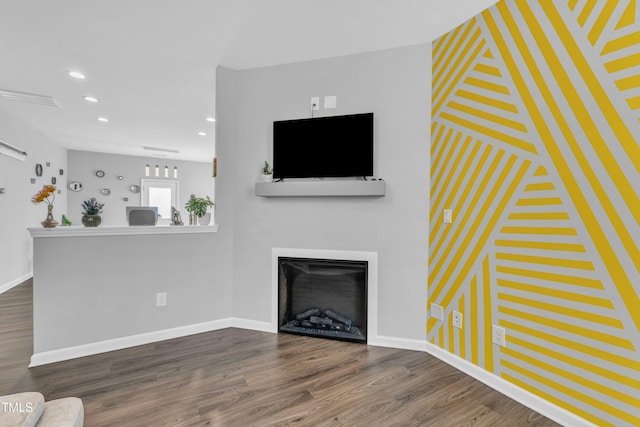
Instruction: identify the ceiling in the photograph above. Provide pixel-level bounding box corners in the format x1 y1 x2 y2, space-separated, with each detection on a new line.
0 0 497 162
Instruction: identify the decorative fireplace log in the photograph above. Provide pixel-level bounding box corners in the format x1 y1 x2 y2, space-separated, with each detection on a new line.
296 308 321 320
325 310 352 328
310 316 333 326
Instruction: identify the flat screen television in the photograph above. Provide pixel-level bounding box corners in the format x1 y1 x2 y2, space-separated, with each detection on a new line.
273 113 373 179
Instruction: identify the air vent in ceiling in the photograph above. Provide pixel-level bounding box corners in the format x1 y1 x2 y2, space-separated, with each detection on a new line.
143 146 180 154
0 89 60 107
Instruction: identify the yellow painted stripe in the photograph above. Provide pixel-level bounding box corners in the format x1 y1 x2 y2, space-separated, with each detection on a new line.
500 226 577 235
433 21 464 77
455 89 519 113
508 335 639 390
428 144 492 266
601 31 640 55
432 33 447 68
616 0 636 30
440 160 531 313
433 33 485 117
447 101 528 132
430 131 462 205
473 62 502 77
458 296 465 360
429 127 453 184
502 372 614 427
568 0 579 11
605 52 640 73
507 212 570 220
504 347 640 409
535 0 640 333
627 96 640 109
577 0 598 27
430 123 445 159
438 323 444 349
430 134 470 223
587 0 618 46
496 265 603 289
497 278 613 308
470 275 479 365
483 256 493 373
615 74 640 90
463 76 510 94
429 139 482 254
440 112 537 153
499 306 634 350
433 21 473 89
515 197 562 206
502 319 640 370
429 149 504 290
433 21 478 100
495 252 595 270
498 292 623 328
533 165 547 176
524 182 555 191
483 48 493 59
495 239 585 252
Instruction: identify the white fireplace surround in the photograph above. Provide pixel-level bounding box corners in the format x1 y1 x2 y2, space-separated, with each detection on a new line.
271 248 378 342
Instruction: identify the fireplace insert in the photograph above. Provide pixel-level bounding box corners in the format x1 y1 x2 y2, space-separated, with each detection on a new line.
278 257 367 343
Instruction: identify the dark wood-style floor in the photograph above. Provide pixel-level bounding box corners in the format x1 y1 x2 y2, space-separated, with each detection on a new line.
0 280 559 426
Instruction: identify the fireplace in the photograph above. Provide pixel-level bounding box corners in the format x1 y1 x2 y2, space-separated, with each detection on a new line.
278 257 368 343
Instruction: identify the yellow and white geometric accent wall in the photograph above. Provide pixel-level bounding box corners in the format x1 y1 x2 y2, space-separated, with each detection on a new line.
428 1 640 425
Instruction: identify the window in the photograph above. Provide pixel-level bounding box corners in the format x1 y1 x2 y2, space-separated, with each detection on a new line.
141 179 178 225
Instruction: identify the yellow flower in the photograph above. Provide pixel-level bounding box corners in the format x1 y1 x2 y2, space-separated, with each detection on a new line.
32 185 56 205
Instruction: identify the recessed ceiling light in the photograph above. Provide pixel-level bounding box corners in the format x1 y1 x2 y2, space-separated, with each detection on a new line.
68 71 86 80
206 117 216 122
198 131 207 136
97 117 109 122
83 96 99 103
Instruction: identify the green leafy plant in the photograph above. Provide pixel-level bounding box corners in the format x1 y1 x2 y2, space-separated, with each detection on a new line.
81 198 104 215
261 161 272 175
61 214 72 226
184 195 214 218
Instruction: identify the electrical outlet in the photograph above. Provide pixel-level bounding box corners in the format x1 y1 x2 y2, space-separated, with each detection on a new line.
443 209 452 224
452 311 463 329
156 292 167 307
310 97 320 111
431 303 444 321
492 325 506 347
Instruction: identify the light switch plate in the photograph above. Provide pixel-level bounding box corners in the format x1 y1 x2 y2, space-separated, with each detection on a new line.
324 95 337 109
310 97 320 111
453 311 463 329
444 209 452 224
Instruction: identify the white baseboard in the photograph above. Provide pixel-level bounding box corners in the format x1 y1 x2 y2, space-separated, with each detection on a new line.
30 318 233 367
0 272 33 295
230 317 275 333
368 335 427 352
424 342 596 427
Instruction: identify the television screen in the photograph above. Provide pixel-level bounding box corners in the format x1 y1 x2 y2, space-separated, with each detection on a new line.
273 113 373 179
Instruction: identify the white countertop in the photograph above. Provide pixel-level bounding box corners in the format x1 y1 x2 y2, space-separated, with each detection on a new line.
28 224 219 238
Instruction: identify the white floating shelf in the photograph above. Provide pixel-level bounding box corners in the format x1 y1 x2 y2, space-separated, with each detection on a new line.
255 180 385 197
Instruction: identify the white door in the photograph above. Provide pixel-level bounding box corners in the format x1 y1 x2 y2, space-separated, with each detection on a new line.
141 179 179 225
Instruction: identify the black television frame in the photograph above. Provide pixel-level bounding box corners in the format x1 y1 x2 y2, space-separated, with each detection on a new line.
272 113 374 180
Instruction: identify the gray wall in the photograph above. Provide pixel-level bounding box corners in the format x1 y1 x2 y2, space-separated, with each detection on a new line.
0 105 67 289
216 44 431 340
67 150 214 226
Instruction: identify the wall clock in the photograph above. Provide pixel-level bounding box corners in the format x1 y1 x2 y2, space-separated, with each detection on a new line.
68 181 83 192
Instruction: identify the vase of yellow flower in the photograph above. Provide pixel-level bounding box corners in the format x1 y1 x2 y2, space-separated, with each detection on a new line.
32 185 58 228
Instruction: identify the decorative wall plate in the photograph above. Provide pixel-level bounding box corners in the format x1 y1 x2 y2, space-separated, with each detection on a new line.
129 184 140 193
59 169 64 176
51 177 57 185
96 170 105 178
35 164 43 177
30 178 36 184
100 188 111 195
117 175 124 180
68 181 83 192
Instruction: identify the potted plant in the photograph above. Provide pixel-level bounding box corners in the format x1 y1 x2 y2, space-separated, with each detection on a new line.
261 161 273 182
184 194 214 225
81 198 104 227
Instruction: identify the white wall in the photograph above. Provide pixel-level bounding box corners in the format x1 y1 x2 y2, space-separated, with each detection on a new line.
0 105 67 291
67 150 214 226
216 44 431 341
